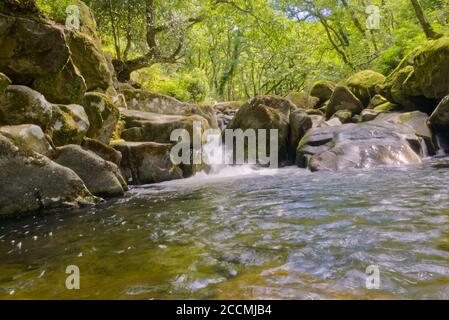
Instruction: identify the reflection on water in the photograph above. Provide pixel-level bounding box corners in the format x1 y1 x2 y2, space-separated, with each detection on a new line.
1 160 449 299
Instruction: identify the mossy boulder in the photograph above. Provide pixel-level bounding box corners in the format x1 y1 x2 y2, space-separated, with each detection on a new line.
67 31 113 91
0 124 53 157
0 133 97 217
83 92 119 144
286 92 320 109
325 86 363 119
341 70 386 106
50 104 90 146
111 141 184 185
0 12 70 83
310 80 336 106
0 73 11 96
81 137 122 166
367 94 388 109
331 109 353 124
228 96 294 162
33 59 87 105
373 102 400 112
54 145 127 197
380 37 449 112
0 85 52 131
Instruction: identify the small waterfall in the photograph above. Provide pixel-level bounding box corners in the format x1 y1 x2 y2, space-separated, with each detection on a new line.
435 134 449 157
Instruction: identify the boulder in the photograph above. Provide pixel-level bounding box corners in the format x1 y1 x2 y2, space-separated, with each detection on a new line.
429 95 449 142
331 109 353 124
286 92 320 109
310 80 336 106
0 12 70 83
67 31 114 91
54 145 126 197
111 141 184 185
0 134 97 217
81 137 122 166
32 59 87 105
0 85 52 131
120 87 218 129
0 124 53 157
325 86 363 119
341 70 386 106
296 121 427 172
227 96 294 162
50 104 90 146
373 102 400 112
367 94 388 109
120 109 209 144
361 109 385 122
0 73 11 96
83 92 120 144
289 110 324 159
380 37 449 112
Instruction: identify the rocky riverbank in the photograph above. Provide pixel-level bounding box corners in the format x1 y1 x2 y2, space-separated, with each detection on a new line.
1 1 449 218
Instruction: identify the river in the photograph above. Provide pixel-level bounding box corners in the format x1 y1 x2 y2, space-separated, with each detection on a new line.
1 160 449 299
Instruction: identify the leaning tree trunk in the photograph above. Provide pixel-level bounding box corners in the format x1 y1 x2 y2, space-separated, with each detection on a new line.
410 0 442 40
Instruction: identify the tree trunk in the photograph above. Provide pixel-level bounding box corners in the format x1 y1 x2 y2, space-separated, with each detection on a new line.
410 0 442 40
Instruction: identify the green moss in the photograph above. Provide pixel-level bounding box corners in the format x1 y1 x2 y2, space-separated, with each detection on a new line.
341 70 386 106
374 102 400 111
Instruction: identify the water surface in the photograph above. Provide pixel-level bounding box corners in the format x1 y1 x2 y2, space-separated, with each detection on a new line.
1 161 449 299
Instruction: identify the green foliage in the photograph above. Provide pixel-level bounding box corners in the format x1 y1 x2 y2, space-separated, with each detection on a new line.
35 0 78 22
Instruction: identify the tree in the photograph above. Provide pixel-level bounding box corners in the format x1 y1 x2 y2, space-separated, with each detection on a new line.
410 0 442 40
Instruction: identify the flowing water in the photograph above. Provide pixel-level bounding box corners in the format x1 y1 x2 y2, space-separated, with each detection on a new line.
2 160 449 300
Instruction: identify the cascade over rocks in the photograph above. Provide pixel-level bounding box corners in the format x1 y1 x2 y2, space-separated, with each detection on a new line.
0 134 98 217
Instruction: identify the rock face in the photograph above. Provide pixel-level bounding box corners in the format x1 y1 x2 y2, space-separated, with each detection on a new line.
380 37 449 112
341 70 386 106
325 86 363 119
54 145 126 197
0 12 70 83
227 96 294 162
121 109 209 144
0 73 11 96
83 92 119 144
67 31 114 91
0 85 52 131
32 59 87 105
310 80 336 106
112 141 184 185
120 86 218 129
296 115 429 172
0 134 96 217
81 137 122 166
50 104 90 146
0 124 53 157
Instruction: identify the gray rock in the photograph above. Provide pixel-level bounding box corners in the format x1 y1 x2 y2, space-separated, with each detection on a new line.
81 137 122 166
0 134 97 217
325 86 363 119
0 124 53 157
54 145 126 197
50 104 90 146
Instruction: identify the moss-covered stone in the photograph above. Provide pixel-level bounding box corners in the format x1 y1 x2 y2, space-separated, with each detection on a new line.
81 137 122 166
310 80 336 106
51 104 90 146
373 102 400 112
368 94 388 109
286 92 320 109
33 59 87 105
0 85 52 131
0 73 11 96
0 124 54 157
341 70 386 107
67 31 113 91
331 109 353 124
83 92 119 144
380 37 449 112
325 86 363 119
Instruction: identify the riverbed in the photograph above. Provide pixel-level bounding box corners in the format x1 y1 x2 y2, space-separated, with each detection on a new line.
1 161 449 299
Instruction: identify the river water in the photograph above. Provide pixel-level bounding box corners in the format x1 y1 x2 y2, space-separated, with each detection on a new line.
1 160 449 299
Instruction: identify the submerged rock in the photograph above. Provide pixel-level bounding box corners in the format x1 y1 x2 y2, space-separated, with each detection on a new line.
50 104 90 146
0 85 52 131
111 141 184 185
0 124 53 157
296 117 429 172
83 92 120 144
380 37 449 112
0 134 97 217
54 145 126 197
